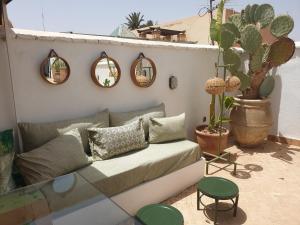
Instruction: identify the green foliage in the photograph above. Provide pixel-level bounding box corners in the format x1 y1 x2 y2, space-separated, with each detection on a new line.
215 3 294 99
210 0 228 45
250 46 265 73
223 48 241 73
244 5 252 24
267 37 296 67
224 96 235 110
235 71 251 91
220 29 235 50
103 79 111 87
254 4 274 28
210 19 220 43
249 4 259 24
0 129 13 156
125 12 145 30
240 24 262 54
270 15 294 38
222 23 240 39
259 75 275 98
228 14 245 32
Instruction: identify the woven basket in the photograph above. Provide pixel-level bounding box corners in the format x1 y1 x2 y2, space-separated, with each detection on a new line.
205 77 226 95
225 76 241 92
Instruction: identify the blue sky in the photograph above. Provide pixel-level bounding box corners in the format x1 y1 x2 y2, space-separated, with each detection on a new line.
7 0 300 41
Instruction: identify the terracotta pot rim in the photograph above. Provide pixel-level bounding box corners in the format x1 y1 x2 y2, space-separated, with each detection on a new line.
195 125 229 137
234 96 270 104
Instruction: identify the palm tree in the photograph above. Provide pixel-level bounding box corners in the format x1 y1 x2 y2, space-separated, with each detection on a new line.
125 12 145 30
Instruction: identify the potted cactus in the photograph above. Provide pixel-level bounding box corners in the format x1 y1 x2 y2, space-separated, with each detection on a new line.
195 0 238 155
219 3 295 146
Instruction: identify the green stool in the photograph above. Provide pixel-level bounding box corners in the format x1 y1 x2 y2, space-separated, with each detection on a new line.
197 176 239 225
136 204 184 225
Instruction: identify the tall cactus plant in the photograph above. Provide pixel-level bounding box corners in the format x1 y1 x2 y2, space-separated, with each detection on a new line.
220 3 295 99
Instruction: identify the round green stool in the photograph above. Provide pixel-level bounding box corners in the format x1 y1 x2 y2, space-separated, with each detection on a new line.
197 176 239 225
136 204 184 225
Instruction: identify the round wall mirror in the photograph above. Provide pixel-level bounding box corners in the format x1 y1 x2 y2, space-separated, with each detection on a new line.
131 53 156 88
91 52 121 88
40 50 70 85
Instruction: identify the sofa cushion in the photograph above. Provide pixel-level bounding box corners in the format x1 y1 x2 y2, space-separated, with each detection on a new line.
149 113 186 143
88 119 147 160
16 129 91 185
110 103 165 139
77 140 200 197
18 109 109 154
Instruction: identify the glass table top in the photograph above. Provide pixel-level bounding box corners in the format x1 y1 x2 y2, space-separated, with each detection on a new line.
0 173 143 225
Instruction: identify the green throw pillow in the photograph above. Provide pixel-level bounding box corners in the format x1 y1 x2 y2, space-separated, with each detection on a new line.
110 103 165 139
88 118 147 160
149 113 186 144
18 109 109 154
0 129 14 194
16 129 91 185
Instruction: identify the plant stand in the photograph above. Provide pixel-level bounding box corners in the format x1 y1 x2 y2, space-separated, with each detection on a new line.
204 151 237 175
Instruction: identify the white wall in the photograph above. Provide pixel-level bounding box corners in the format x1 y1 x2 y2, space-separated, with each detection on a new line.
3 29 217 141
270 47 300 140
1 28 300 143
0 39 16 131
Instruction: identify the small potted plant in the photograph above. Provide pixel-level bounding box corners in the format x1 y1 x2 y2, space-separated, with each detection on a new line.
195 0 239 155
221 3 295 146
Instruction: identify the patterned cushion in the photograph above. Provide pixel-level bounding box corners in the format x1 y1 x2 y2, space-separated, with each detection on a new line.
88 119 147 160
0 129 14 194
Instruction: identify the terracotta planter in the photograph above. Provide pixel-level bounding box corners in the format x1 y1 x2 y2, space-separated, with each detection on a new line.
230 97 273 147
195 125 229 155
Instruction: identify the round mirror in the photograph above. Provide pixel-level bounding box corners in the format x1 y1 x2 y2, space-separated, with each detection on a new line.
91 52 121 88
40 50 70 85
131 53 156 88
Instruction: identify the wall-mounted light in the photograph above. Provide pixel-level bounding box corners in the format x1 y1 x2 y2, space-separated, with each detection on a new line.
169 75 178 90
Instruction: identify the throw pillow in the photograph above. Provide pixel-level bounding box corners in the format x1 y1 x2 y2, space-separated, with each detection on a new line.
0 129 14 194
18 109 109 154
110 103 165 139
149 113 186 143
16 129 91 185
88 118 147 160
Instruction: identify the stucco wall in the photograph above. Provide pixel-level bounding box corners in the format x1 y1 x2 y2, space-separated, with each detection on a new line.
4 29 217 140
1 28 300 143
270 47 300 140
0 39 16 131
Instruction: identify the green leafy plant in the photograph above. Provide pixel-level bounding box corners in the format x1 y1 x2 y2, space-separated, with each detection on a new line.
223 3 295 99
206 0 238 133
125 12 145 30
0 129 13 156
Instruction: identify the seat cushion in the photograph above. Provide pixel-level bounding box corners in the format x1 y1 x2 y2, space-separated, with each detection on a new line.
16 129 91 185
18 109 109 154
109 103 165 139
77 140 200 197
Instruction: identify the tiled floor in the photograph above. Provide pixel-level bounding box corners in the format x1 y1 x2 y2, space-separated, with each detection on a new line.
164 141 300 225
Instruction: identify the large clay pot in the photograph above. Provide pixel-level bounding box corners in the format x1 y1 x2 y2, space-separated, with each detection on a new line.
195 125 229 156
230 97 273 147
